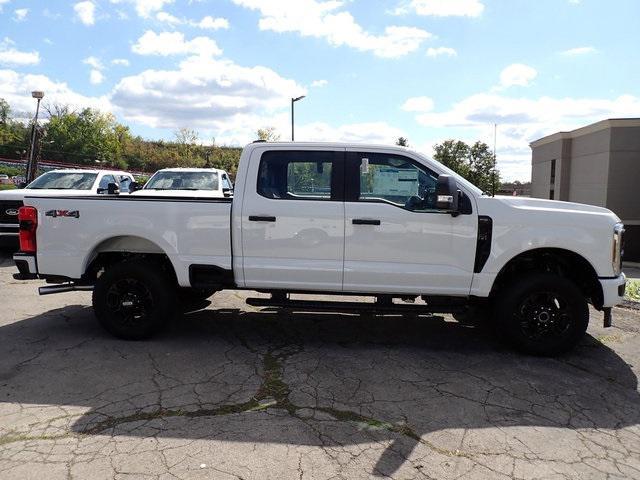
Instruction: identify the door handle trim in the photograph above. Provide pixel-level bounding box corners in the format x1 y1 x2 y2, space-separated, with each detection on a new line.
352 218 381 225
248 215 276 222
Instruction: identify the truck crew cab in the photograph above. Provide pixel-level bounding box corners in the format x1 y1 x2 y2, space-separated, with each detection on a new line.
13 142 626 355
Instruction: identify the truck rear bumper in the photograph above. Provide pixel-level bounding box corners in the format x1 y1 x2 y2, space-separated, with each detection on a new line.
13 252 38 280
599 273 626 308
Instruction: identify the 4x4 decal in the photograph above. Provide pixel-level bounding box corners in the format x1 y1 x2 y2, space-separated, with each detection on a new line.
45 210 80 218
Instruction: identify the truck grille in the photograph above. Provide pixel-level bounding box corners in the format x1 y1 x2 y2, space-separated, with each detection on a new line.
0 200 23 226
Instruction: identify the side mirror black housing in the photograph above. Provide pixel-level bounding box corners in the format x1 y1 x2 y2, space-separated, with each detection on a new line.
98 182 120 195
128 181 141 192
436 174 459 214
222 187 233 197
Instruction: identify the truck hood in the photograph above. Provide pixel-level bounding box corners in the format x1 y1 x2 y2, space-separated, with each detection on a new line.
492 196 620 221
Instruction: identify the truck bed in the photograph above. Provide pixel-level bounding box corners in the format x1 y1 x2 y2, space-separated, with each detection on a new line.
25 195 233 287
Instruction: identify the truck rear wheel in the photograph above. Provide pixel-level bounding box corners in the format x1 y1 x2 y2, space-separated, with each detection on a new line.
494 273 588 356
92 261 175 340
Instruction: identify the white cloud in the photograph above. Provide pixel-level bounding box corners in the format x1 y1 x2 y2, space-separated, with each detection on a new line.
89 69 104 84
110 55 305 133
401 96 434 112
110 0 173 18
498 63 537 88
196 15 230 30
0 38 40 66
155 10 181 24
83 56 104 70
13 8 28 21
155 12 230 30
426 46 457 57
410 92 640 180
74 1 96 26
112 58 130 66
0 69 111 119
310 79 328 88
132 30 222 57
560 46 596 56
232 0 432 58
395 0 484 17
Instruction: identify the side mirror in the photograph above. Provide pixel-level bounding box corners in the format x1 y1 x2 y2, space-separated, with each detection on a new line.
436 174 459 214
129 181 141 192
222 187 233 197
98 182 120 195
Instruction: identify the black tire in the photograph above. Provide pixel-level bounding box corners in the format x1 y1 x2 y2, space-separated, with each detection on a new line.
494 273 589 356
92 261 176 340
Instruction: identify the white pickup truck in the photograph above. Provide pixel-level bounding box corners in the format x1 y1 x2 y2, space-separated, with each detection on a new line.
13 142 626 355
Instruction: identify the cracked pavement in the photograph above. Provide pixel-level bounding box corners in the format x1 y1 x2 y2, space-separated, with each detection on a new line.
1 248 640 479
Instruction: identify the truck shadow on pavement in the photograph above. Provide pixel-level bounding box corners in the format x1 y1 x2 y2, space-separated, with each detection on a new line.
1 301 639 477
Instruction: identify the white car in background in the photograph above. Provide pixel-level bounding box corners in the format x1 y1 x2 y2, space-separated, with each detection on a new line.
0 169 134 240
132 168 233 197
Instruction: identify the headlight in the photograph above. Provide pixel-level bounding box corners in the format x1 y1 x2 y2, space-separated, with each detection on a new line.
612 223 624 276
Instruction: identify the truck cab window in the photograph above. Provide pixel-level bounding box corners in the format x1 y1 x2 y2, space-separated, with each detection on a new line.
356 153 438 211
258 151 335 200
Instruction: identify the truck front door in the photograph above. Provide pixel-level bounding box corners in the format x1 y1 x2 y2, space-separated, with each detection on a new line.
240 148 345 291
342 150 477 295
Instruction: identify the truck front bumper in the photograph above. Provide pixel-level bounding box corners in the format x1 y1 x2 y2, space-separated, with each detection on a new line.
599 273 626 308
13 252 38 280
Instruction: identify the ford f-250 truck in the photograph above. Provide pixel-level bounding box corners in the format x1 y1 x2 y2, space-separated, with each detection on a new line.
12 142 626 355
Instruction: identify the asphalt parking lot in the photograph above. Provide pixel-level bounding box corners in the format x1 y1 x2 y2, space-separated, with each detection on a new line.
1 247 640 480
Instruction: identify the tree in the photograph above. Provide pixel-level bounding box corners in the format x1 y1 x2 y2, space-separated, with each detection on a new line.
433 139 500 193
256 127 281 142
395 137 409 147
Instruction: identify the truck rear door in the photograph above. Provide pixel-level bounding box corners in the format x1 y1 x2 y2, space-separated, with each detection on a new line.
240 148 345 291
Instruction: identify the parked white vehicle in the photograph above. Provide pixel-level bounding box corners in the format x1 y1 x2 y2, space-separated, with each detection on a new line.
0 169 134 240
131 168 233 198
12 142 626 355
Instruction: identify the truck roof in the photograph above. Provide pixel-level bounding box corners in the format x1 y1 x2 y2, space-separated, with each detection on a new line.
154 168 225 173
244 141 411 153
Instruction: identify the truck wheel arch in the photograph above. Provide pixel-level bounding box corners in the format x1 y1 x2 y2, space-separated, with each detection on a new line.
489 248 604 309
82 235 178 285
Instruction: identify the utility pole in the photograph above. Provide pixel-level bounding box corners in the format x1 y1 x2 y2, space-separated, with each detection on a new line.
26 91 44 183
291 95 305 141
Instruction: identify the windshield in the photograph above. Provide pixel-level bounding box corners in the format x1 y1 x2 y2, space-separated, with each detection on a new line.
144 171 219 191
26 172 98 190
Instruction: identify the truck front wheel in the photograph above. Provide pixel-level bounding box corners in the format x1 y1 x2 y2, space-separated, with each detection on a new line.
92 261 175 340
494 273 589 356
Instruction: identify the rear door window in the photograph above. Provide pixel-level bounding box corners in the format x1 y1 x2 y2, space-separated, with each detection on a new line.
257 150 342 201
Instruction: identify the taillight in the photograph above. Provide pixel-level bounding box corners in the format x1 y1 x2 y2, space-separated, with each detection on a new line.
18 206 38 253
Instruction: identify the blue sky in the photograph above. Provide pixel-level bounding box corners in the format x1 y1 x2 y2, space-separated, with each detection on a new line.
1 0 639 180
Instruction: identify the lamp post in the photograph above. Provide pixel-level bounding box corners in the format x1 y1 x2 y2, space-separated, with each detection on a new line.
291 95 305 141
26 91 44 183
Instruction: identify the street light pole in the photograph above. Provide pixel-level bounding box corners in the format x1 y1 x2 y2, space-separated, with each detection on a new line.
26 91 45 183
291 95 305 141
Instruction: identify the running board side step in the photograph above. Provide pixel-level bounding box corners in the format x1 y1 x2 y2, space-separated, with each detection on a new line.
39 283 94 296
245 297 465 314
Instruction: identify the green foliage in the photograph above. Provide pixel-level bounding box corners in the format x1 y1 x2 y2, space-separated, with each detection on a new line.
0 98 243 178
627 280 640 302
256 127 281 141
395 137 409 147
433 139 501 193
0 165 23 177
0 184 16 190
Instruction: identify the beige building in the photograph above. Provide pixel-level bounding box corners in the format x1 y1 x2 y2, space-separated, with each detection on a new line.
530 118 640 262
